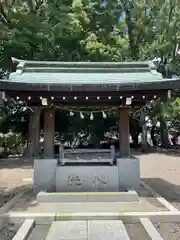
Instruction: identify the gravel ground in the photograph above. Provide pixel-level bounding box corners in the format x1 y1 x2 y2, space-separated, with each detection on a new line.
154 223 180 240
139 152 180 239
0 223 21 240
139 152 180 210
1 152 180 239
0 158 33 208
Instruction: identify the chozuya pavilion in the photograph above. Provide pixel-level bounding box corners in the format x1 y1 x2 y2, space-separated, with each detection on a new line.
0 57 179 194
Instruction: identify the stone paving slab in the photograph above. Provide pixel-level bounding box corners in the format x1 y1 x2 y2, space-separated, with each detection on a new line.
25 222 152 240
88 220 130 240
45 221 87 240
27 220 160 240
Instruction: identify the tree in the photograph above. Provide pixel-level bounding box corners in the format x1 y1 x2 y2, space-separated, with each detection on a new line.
1 0 180 150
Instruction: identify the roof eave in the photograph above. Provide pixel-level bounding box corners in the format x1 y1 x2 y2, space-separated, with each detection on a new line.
0 79 179 92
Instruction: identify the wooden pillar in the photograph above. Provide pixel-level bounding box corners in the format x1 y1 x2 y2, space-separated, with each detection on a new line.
27 107 41 157
44 107 55 158
119 107 130 157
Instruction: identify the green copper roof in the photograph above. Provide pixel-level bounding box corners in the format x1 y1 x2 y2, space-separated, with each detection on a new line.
9 57 163 85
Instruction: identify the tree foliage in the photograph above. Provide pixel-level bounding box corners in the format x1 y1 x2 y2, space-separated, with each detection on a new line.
1 0 180 65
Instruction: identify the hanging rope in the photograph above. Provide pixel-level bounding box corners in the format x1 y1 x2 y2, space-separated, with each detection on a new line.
55 105 120 114
55 105 121 119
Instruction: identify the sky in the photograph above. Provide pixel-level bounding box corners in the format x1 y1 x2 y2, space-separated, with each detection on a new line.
119 12 125 21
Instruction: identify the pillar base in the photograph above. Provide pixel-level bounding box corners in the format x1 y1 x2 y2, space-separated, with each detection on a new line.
117 157 140 191
33 159 57 194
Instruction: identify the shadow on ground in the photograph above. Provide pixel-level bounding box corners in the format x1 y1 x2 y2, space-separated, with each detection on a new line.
0 158 33 169
142 178 180 203
0 184 32 208
133 147 180 157
1 147 180 169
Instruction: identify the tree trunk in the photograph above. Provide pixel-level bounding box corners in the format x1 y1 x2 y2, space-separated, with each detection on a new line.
142 124 148 152
161 128 169 148
140 111 148 152
131 133 139 148
160 121 169 148
125 9 139 60
151 125 157 147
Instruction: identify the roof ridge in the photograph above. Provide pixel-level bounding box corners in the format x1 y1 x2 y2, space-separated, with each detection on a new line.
11 57 159 78
23 67 151 74
11 57 153 68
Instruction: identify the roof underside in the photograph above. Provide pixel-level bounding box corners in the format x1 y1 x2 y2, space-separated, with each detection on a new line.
0 58 180 92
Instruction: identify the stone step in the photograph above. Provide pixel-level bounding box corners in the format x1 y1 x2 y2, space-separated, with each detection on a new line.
37 190 138 202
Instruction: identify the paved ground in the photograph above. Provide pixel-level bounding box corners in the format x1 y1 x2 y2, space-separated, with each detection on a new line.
1 221 153 240
1 152 180 239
